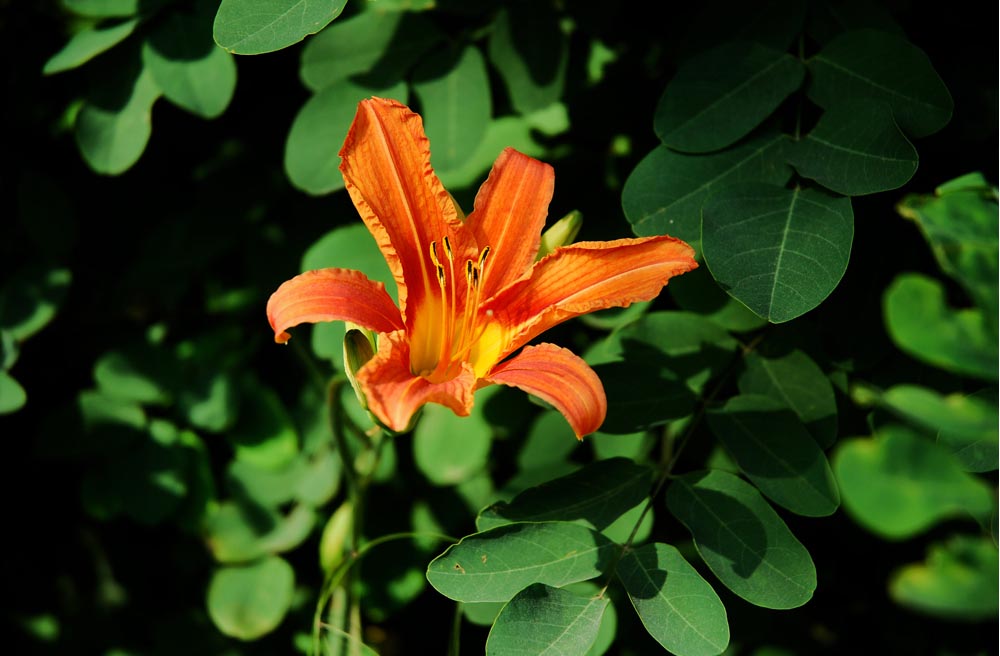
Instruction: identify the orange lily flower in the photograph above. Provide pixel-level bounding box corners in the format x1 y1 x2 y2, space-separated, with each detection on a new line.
267 98 697 438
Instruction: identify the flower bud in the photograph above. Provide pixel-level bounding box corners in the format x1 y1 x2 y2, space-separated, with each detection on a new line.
343 324 376 411
319 501 353 573
537 210 582 260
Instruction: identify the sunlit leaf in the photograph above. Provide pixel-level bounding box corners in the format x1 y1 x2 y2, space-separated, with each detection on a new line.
0 266 71 341
665 470 816 609
476 458 652 532
897 175 999 337
414 386 497 486
75 57 161 175
0 371 27 414
285 80 408 195
936 389 999 473
833 425 994 539
426 522 615 603
143 7 236 118
738 349 838 447
228 380 299 470
623 132 791 246
204 502 316 562
436 116 547 190
207 556 295 639
299 10 441 91
889 535 999 620
879 384 998 445
43 17 140 75
61 0 142 17
213 0 347 55
488 3 568 113
883 273 997 380
654 42 803 153
807 28 952 137
708 395 840 517
789 100 918 196
486 583 608 656
413 45 491 172
702 183 854 323
93 343 176 406
618 543 729 656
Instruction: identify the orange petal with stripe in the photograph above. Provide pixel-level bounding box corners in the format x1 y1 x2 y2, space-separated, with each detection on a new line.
483 235 698 359
358 331 477 432
465 148 554 299
266 268 403 344
484 344 606 439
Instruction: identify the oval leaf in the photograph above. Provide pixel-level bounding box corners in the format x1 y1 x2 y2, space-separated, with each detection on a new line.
413 45 491 172
702 183 854 323
213 0 348 55
476 458 653 532
789 100 918 196
207 556 295 640
707 395 840 517
623 132 792 245
665 469 817 609
142 8 237 118
618 542 730 656
807 28 953 137
285 80 408 195
486 583 609 656
883 273 997 380
833 424 995 539
487 4 568 113
654 42 804 153
426 522 615 603
0 371 27 414
413 388 495 486
44 17 140 75
738 349 838 447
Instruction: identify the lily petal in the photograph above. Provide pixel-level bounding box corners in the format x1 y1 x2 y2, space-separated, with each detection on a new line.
465 148 554 298
484 344 606 439
267 268 403 344
340 97 476 321
358 331 477 432
481 236 698 360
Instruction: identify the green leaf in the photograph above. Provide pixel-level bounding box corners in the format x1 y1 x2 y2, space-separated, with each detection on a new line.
708 395 840 517
789 100 918 196
61 0 142 17
0 371 27 414
426 522 615 603
213 0 347 55
43 17 140 75
436 116 546 190
413 46 491 172
228 381 299 470
590 362 696 434
807 28 952 138
517 411 579 469
889 535 999 621
142 8 237 118
879 385 999 446
668 266 769 332
618 543 729 656
654 42 804 153
665 470 817 609
413 386 497 486
476 458 652 532
299 10 441 91
207 556 295 640
179 369 239 433
702 183 854 323
486 583 608 656
75 58 161 175
93 346 175 405
936 389 999 473
897 176 999 336
623 132 792 246
285 79 408 195
204 502 316 562
738 349 838 447
0 266 72 341
833 425 994 539
883 273 997 380
487 4 568 113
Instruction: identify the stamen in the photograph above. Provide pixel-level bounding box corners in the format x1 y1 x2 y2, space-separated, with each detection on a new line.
429 241 442 268
443 236 453 261
478 246 491 268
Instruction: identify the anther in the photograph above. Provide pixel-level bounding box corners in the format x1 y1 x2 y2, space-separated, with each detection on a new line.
436 265 446 286
429 241 441 268
465 260 474 284
443 236 453 261
478 246 491 268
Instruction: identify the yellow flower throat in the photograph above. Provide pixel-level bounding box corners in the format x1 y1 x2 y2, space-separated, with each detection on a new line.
410 236 501 383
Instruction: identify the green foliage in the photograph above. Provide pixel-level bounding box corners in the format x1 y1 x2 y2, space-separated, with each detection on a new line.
10 0 997 654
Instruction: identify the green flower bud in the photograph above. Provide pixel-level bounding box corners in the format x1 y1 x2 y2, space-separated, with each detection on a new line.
343 324 376 411
537 210 582 260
